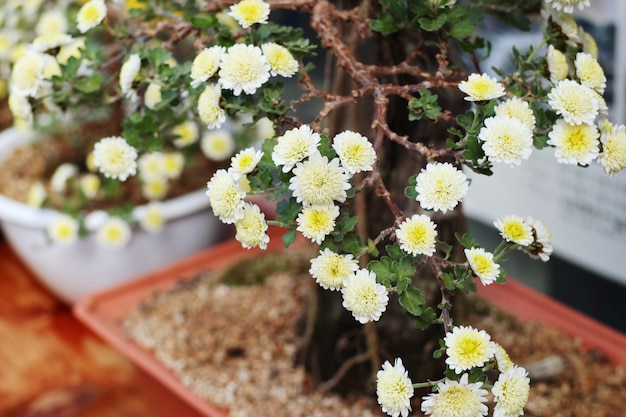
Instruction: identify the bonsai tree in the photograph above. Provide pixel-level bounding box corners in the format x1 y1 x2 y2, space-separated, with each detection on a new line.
7 0 625 415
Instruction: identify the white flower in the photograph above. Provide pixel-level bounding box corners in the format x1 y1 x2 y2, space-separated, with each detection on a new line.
256 116 275 140
493 215 533 246
8 93 33 127
492 366 530 417
580 29 598 58
137 202 165 234
230 147 263 178
172 120 200 148
272 125 321 173
332 130 376 174
31 33 73 53
219 44 270 96
190 46 224 88
10 52 45 97
97 216 132 249
289 153 351 206
494 97 536 131
79 174 101 199
138 152 167 182
444 325 495 374
396 214 438 257
545 0 590 14
464 247 500 286
119 53 141 96
77 0 107 33
47 214 79 246
341 268 389 324
35 9 68 36
575 52 606 94
206 169 246 224
163 152 185 179
493 343 515 373
27 181 47 208
144 82 162 109
235 202 270 249
92 136 138 181
458 73 505 101
309 248 359 291
421 374 489 417
261 42 299 77
198 91 226 130
479 115 533 167
525 217 553 262
376 358 414 417
415 162 469 213
141 177 168 200
296 204 340 244
547 79 599 126
228 0 270 28
546 45 569 83
50 163 78 192
547 119 599 165
201 129 236 161
598 123 626 175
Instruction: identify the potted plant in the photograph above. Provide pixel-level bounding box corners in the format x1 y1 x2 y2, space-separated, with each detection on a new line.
8 0 626 415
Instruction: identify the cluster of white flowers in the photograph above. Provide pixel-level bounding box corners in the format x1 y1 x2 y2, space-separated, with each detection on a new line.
494 215 553 262
377 326 530 417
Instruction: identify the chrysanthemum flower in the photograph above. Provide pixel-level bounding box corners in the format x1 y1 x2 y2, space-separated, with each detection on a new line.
464 247 500 286
598 122 626 175
547 79 599 126
144 82 162 109
80 174 101 199
92 136 138 181
546 45 569 83
137 202 165 234
197 84 226 129
332 130 376 174
272 125 321 173
163 152 184 179
289 153 351 206
201 129 235 161
8 93 33 128
479 115 533 167
77 0 107 33
230 147 263 178
524 217 553 262
309 248 359 291
493 215 533 246
415 162 469 213
444 325 495 373
31 33 73 53
494 97 536 131
575 52 606 94
256 116 275 140
50 163 78 192
228 0 270 28
458 73 505 102
261 42 299 77
376 358 414 417
47 214 79 246
296 204 340 244
547 119 599 165
119 53 141 96
35 9 68 36
138 152 166 182
492 366 530 417
396 214 438 257
218 44 270 96
421 374 489 417
172 120 200 148
206 169 246 224
27 182 47 208
141 178 168 201
57 37 86 65
493 343 515 373
10 52 45 97
341 268 389 324
235 202 270 249
190 46 224 88
545 0 590 14
97 216 132 249
580 29 598 58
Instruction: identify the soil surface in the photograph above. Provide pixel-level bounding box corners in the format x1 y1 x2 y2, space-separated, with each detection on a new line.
123 253 626 417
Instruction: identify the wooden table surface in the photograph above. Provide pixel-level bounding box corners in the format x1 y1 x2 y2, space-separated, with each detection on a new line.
0 236 163 417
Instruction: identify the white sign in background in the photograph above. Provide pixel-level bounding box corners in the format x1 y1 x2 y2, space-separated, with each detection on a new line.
464 1 626 286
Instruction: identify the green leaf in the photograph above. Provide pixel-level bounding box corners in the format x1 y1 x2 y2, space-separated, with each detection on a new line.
385 243 404 259
341 234 365 255
368 239 380 257
370 12 399 35
369 257 395 286
418 14 447 32
338 216 359 235
282 229 297 248
399 287 425 316
190 13 217 29
413 307 438 329
441 273 456 291
396 256 417 280
455 232 475 248
276 198 300 225
396 277 411 294
436 240 453 259
317 134 336 159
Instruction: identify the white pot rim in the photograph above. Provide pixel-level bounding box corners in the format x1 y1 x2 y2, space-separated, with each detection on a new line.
0 127 211 230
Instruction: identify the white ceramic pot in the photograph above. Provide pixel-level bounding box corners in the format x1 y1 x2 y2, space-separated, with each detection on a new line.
0 128 229 304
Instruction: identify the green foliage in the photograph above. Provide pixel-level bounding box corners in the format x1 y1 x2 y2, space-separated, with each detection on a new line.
408 90 441 121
